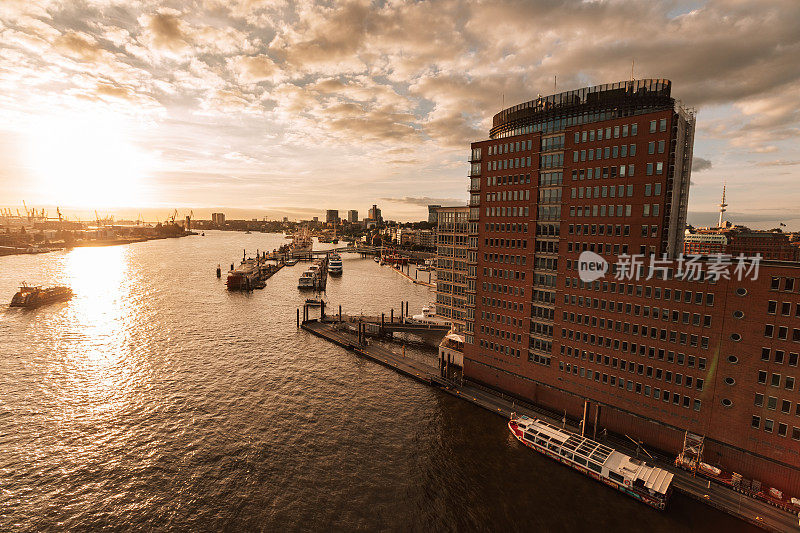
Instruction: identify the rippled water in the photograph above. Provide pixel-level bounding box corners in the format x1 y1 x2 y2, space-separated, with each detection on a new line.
0 232 754 531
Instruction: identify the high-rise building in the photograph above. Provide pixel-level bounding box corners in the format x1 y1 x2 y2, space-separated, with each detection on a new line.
464 79 800 495
368 204 382 223
348 210 358 223
326 209 339 224
211 212 225 225
428 205 441 224
435 206 469 331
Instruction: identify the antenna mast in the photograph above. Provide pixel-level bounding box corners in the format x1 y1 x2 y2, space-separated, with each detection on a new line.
718 181 728 228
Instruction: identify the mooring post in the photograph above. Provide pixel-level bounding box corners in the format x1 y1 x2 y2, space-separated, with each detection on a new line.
320 300 325 320
297 308 300 328
581 400 589 437
390 309 394 323
381 313 384 333
415 269 417 279
339 305 342 322
428 272 431 283
405 301 409 317
593 405 601 441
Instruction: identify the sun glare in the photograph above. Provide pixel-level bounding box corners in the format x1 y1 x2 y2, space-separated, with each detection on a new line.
26 112 155 208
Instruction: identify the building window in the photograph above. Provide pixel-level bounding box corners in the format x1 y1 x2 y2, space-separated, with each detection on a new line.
765 419 774 432
752 416 761 429
649 120 657 133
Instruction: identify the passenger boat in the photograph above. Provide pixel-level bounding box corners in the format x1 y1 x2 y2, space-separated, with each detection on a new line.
328 253 343 276
407 306 450 327
285 258 298 266
10 283 73 308
509 414 673 510
298 270 316 290
227 259 259 290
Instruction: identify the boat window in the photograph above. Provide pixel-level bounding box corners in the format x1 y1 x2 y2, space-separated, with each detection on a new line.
609 472 624 483
588 462 602 473
535 438 547 446
573 456 587 466
547 443 559 451
523 432 536 442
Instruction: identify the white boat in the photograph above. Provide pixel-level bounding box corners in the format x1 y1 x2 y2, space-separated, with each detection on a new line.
407 306 451 327
285 258 298 266
329 253 343 276
298 270 316 290
509 414 673 510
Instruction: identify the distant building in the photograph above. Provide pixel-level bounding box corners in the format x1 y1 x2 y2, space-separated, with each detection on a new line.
348 209 358 223
428 205 441 224
435 206 469 331
312 216 319 223
368 204 382 223
326 209 339 224
211 212 225 225
684 225 799 261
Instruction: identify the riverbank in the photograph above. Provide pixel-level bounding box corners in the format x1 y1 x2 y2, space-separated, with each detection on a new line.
0 233 192 257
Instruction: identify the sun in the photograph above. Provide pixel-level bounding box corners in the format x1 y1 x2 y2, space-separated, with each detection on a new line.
25 112 155 208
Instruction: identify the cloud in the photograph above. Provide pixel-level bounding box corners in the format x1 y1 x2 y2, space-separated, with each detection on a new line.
2 0 800 220
755 159 800 167
381 196 463 207
693 157 712 171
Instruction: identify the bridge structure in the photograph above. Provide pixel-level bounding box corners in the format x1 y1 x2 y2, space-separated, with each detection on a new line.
268 244 434 262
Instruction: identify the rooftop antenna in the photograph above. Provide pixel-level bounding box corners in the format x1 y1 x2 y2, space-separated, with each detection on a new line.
631 59 635 81
554 75 557 92
718 181 728 228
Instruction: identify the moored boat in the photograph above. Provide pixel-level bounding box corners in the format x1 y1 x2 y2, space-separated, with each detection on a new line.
329 253 343 276
227 259 259 290
10 283 73 308
509 414 673 510
298 270 316 290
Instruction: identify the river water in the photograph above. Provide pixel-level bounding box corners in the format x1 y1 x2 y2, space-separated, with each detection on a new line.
0 231 754 531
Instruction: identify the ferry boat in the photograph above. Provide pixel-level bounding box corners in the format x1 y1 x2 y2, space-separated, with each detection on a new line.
285 258 298 266
10 283 73 308
298 270 316 290
227 259 259 290
328 253 343 276
407 306 450 327
509 414 673 510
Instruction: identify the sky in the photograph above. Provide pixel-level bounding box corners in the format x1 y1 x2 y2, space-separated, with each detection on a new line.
0 0 799 224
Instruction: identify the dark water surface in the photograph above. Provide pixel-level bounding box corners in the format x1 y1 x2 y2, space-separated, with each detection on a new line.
0 232 755 531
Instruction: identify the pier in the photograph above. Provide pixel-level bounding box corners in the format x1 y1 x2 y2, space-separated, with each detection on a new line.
300 312 799 533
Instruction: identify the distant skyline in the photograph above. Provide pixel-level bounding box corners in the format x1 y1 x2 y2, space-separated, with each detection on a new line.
1 0 799 222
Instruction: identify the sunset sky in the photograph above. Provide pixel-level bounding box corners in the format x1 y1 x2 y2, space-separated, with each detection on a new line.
1 0 798 223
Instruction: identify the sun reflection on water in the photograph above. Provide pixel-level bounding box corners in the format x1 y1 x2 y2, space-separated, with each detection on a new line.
51 246 143 420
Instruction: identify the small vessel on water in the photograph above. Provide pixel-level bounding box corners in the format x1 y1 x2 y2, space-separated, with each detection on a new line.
285 258 298 266
10 283 73 308
298 270 316 290
227 259 259 290
407 306 450 326
373 256 380 263
508 414 673 510
328 253 343 276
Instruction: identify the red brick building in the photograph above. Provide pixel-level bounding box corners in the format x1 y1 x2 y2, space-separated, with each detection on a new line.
463 79 800 496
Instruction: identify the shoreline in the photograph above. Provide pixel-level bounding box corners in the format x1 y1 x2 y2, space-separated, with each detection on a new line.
0 233 192 257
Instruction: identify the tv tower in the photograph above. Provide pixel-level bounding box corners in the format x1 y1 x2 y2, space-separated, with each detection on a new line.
718 182 728 228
